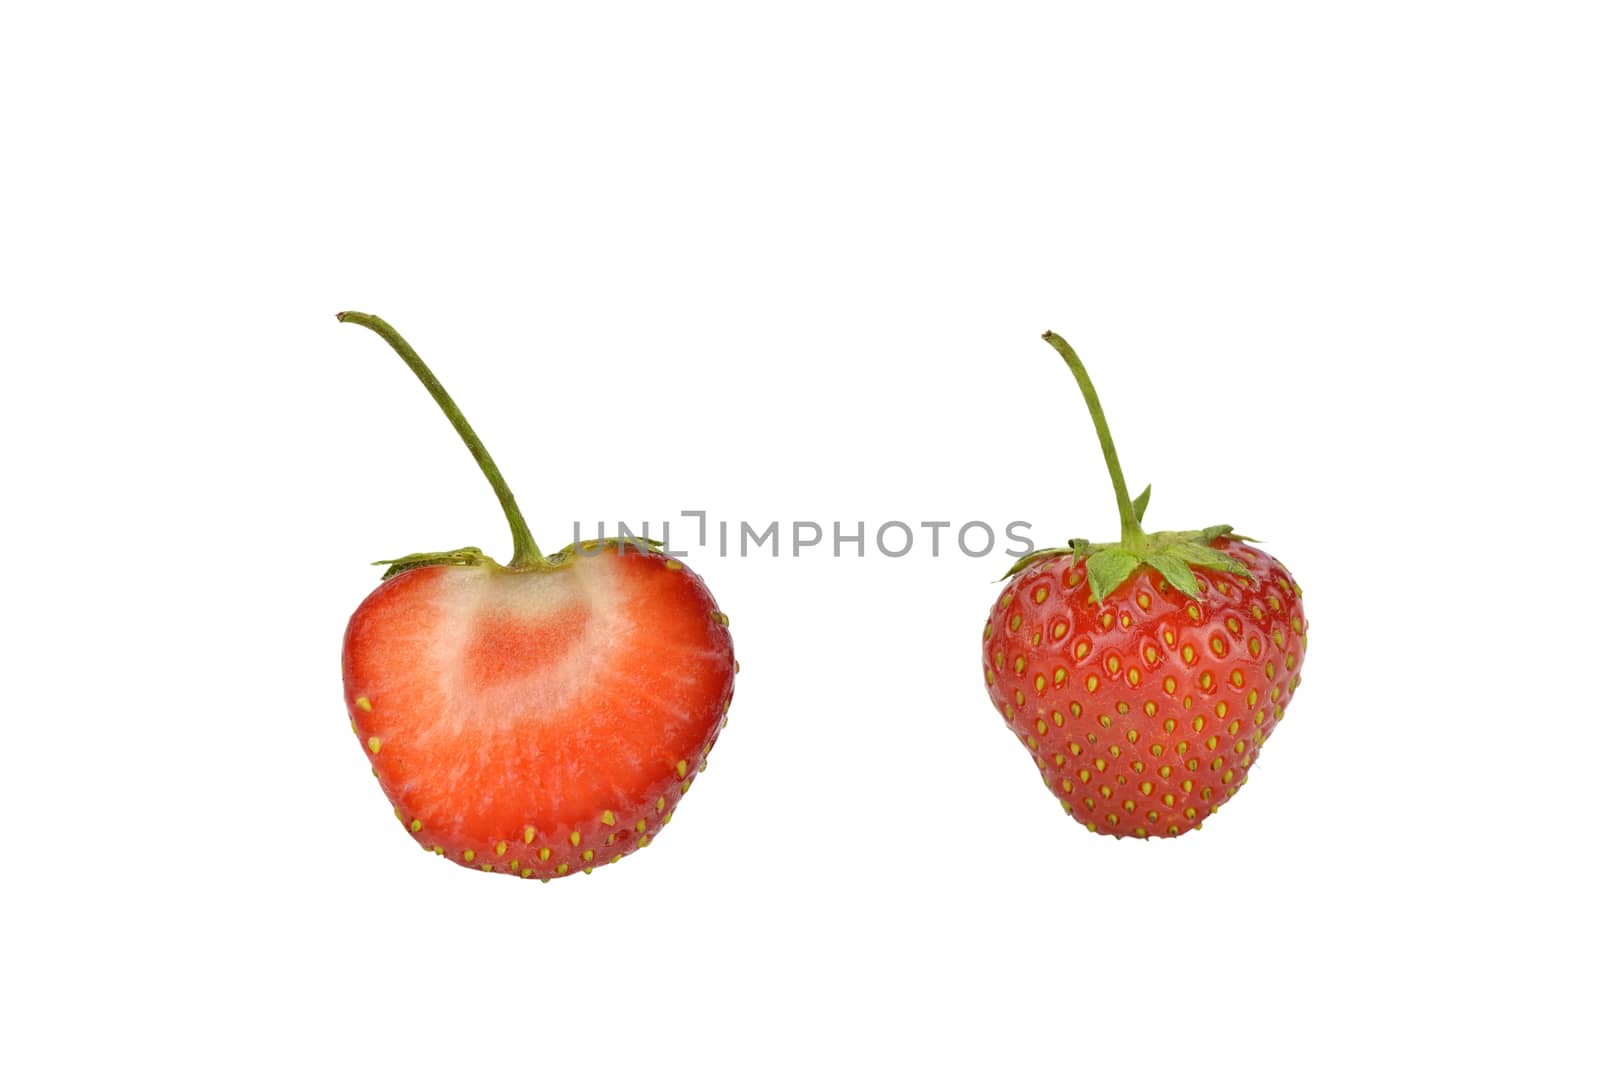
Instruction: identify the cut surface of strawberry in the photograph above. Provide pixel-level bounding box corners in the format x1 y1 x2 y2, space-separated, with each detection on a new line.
336 313 735 878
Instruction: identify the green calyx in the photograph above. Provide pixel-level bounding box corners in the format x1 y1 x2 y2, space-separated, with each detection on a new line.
373 538 668 580
339 311 550 575
1003 332 1253 603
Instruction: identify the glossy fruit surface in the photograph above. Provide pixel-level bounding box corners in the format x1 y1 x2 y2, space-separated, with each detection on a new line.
983 537 1304 837
982 332 1307 838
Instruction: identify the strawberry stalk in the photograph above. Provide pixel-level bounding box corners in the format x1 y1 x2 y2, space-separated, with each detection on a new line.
1042 331 1146 549
338 311 548 571
1002 331 1252 601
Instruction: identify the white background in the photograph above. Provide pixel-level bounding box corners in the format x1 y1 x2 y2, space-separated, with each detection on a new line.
3 3 1595 1064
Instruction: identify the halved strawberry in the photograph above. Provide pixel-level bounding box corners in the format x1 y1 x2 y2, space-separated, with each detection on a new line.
337 313 735 879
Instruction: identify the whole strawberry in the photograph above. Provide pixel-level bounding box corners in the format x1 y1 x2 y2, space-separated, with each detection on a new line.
981 332 1306 838
338 312 735 879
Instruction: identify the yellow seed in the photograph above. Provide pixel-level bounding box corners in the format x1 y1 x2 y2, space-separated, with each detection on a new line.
464 849 476 863
367 736 382 754
556 863 569 875
1036 718 1048 736
409 819 422 833
1053 622 1068 639
1126 729 1139 743
495 840 508 856
664 559 683 570
1086 675 1100 693
1010 614 1022 631
1127 667 1140 686
601 810 615 827
510 859 520 872
1139 782 1153 796
1035 674 1046 694
1035 587 1048 604
524 826 537 844
539 847 551 861
1182 646 1196 664
355 696 372 712
569 831 582 847
582 849 594 862
482 864 494 872
1075 640 1090 659
1053 667 1066 686
1078 768 1092 783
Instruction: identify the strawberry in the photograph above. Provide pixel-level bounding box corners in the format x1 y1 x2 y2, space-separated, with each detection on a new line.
981 332 1306 839
337 313 735 879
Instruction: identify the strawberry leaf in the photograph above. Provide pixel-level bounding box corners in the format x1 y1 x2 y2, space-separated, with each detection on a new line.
1086 549 1139 603
1145 552 1201 597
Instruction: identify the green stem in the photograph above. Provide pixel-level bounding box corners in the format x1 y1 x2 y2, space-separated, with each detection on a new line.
338 311 545 569
1041 331 1144 547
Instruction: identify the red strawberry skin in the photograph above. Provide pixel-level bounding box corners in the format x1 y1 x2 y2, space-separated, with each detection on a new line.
982 538 1306 838
343 544 734 878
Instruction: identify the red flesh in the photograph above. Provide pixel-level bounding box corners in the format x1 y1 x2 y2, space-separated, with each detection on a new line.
343 545 735 877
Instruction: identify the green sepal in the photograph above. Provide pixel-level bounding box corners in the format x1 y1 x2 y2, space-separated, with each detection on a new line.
994 524 1256 601
1144 551 1200 597
542 536 666 565
1001 544 1073 580
374 546 488 579
1201 523 1257 544
1131 485 1151 523
375 536 671 580
1168 540 1251 577
1086 549 1140 602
